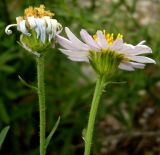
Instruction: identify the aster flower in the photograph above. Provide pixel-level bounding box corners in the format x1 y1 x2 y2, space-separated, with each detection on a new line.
5 5 62 57
5 5 63 155
57 27 155 75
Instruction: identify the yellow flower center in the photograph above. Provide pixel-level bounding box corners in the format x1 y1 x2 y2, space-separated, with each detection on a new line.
93 30 123 45
24 5 54 19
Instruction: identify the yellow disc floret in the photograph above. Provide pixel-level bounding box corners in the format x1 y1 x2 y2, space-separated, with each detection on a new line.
24 4 54 19
103 30 123 45
93 30 123 45
93 34 98 41
117 33 123 39
106 33 114 45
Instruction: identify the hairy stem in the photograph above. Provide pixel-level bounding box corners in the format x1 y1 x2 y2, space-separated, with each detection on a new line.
37 56 46 155
84 75 106 155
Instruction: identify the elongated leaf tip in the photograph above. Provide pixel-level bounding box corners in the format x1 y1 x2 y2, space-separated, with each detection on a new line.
45 116 60 149
0 126 10 149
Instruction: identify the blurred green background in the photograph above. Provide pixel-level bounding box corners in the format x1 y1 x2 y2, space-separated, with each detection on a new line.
0 0 160 155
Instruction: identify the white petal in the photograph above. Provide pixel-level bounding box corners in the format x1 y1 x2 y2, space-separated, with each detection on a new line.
137 40 146 45
5 24 17 35
125 62 145 69
65 27 89 50
19 20 31 36
119 43 134 54
27 16 36 29
118 62 135 71
35 27 40 39
119 43 152 56
80 29 100 51
110 38 123 51
50 19 58 33
56 35 87 52
96 30 108 49
40 27 46 43
135 45 152 54
50 19 63 37
44 16 52 33
34 19 41 38
59 48 88 58
40 19 47 43
35 18 46 43
128 45 152 55
56 35 78 50
44 17 53 41
68 56 89 62
49 19 58 41
127 55 156 64
59 47 89 62
56 23 63 35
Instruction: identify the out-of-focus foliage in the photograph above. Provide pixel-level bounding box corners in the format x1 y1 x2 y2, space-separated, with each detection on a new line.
0 126 10 148
0 0 160 155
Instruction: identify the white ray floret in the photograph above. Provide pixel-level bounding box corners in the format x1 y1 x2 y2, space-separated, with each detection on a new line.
56 27 155 71
5 16 62 43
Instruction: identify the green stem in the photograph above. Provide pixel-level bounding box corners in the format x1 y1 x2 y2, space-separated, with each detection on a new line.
36 56 46 155
84 75 106 155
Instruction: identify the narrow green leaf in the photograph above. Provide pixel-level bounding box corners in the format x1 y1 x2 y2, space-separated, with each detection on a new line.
106 81 127 86
18 75 38 91
0 126 10 149
45 116 60 149
0 100 10 124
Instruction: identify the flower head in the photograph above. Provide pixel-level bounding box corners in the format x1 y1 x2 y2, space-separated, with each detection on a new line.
56 27 155 75
5 5 62 57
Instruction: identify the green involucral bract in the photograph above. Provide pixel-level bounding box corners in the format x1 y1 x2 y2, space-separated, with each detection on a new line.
21 29 51 53
89 50 125 76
